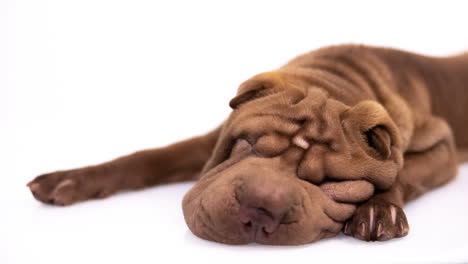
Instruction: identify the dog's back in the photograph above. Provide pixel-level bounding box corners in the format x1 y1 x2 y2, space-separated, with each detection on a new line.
286 45 468 150
436 52 468 149
373 48 468 149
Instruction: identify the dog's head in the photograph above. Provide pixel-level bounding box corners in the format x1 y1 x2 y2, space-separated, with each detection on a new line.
182 71 404 245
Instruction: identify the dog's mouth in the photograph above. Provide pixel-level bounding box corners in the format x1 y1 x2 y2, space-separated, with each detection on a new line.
193 185 310 245
190 177 347 245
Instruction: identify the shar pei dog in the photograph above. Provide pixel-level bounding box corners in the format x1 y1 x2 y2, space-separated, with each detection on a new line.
27 45 468 245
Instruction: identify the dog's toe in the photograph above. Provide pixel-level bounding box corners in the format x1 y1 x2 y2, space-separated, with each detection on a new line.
48 179 77 205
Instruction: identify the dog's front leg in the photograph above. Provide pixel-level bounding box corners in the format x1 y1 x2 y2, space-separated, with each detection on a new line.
343 117 458 241
27 127 221 205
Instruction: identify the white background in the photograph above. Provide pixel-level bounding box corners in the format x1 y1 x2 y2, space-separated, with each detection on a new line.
2 1 468 263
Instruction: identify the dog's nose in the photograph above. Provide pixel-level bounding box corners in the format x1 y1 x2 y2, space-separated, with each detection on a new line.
236 174 296 239
239 205 281 235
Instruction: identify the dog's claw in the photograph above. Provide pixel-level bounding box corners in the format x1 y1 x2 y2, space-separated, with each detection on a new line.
376 222 384 238
357 222 367 239
27 182 40 191
343 221 351 235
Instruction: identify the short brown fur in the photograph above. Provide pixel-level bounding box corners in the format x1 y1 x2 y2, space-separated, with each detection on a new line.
28 45 467 245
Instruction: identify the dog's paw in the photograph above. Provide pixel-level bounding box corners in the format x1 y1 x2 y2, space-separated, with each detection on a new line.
27 169 110 206
27 171 81 205
343 199 409 241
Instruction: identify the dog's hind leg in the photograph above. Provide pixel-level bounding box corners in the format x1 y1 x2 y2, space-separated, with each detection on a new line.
27 126 222 206
456 149 468 163
343 116 458 241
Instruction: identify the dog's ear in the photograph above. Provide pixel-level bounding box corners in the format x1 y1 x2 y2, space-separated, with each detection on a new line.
229 72 283 109
343 101 402 160
364 125 392 159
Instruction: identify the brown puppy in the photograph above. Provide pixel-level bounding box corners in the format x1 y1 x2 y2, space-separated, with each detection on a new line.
27 45 468 245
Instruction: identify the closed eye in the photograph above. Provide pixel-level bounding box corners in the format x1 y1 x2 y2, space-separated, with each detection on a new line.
229 139 253 158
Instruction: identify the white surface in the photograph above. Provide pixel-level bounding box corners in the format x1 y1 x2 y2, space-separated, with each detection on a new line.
2 1 468 263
